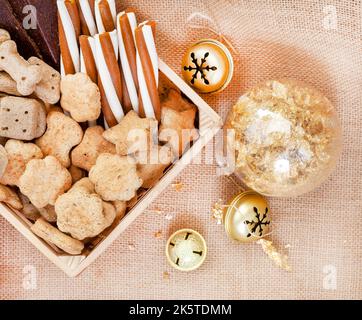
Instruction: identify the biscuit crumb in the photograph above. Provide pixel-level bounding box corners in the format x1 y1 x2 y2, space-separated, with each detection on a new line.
171 182 183 191
154 231 162 239
165 213 173 221
148 208 163 214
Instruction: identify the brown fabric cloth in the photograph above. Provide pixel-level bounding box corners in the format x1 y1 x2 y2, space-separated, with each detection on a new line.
1 0 361 299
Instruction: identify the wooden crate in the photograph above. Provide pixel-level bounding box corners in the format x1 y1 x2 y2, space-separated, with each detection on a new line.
0 59 222 277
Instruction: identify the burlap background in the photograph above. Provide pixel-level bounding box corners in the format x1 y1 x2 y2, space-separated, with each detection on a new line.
1 0 361 300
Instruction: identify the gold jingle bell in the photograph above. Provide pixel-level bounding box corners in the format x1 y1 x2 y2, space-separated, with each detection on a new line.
181 39 234 94
166 228 207 272
223 191 271 243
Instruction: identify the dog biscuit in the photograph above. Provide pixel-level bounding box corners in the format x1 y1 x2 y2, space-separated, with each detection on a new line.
0 139 43 186
112 200 127 223
28 57 61 105
71 126 116 171
19 156 72 208
69 165 86 184
19 193 41 221
0 145 7 179
31 218 84 255
36 111 83 167
0 29 11 45
0 96 47 141
0 184 23 210
103 110 157 156
60 73 101 122
38 205 57 223
0 40 42 95
136 145 174 189
89 153 142 202
159 90 198 156
56 178 116 240
0 72 21 96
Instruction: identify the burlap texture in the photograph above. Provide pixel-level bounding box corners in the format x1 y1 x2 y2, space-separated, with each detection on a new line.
1 0 361 300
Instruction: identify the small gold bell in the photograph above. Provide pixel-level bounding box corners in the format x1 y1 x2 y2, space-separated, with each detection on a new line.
223 191 271 243
212 190 291 271
181 39 234 94
165 228 207 272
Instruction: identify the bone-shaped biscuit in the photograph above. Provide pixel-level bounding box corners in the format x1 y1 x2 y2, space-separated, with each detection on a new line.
0 29 10 45
28 57 61 104
0 72 21 96
0 40 42 95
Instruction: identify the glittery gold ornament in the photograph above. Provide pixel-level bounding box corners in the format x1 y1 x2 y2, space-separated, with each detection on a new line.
225 79 342 197
165 228 207 272
181 39 233 94
223 190 271 243
257 239 291 271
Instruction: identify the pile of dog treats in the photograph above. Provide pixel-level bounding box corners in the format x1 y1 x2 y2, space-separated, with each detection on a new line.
0 0 198 255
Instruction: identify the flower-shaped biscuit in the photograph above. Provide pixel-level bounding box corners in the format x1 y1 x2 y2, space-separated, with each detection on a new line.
60 73 101 122
89 153 142 202
55 178 116 240
19 156 72 208
0 139 43 186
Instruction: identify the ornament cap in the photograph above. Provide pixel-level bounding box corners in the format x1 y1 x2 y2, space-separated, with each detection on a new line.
224 191 271 243
181 39 234 94
166 228 207 272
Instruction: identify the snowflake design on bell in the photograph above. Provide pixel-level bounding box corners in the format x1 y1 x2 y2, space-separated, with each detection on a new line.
245 207 270 237
183 52 217 85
